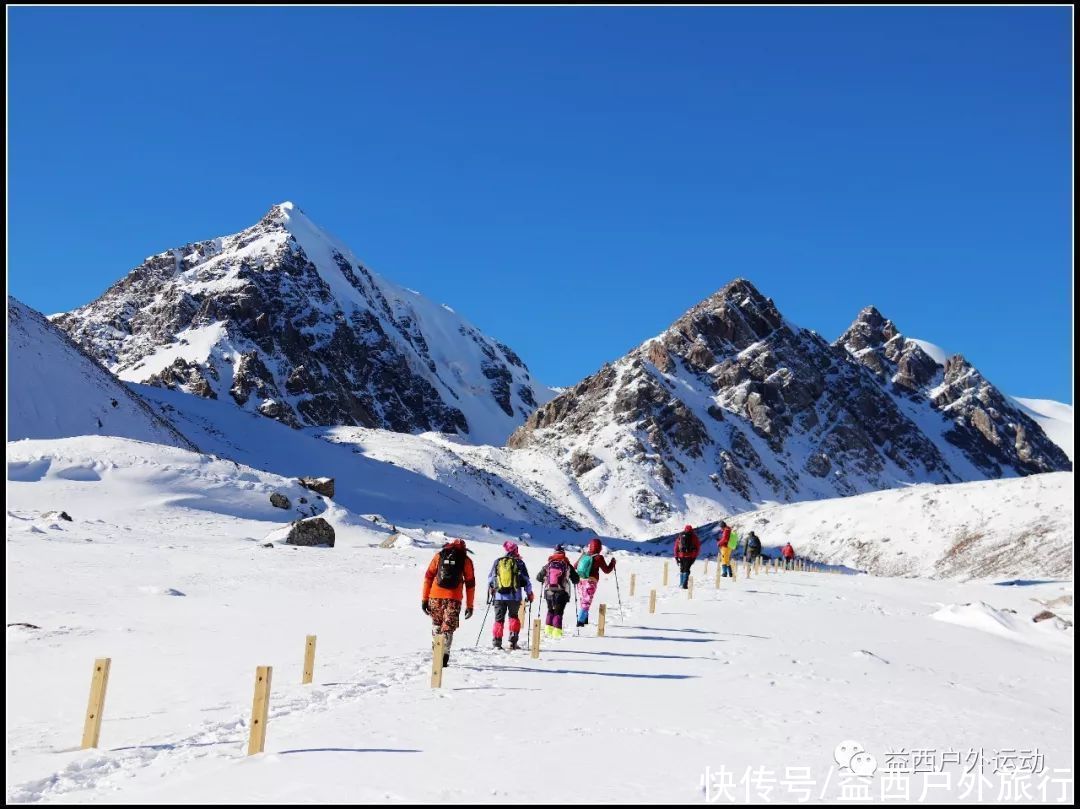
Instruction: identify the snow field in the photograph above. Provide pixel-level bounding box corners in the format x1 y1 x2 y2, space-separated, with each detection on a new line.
6 440 1073 802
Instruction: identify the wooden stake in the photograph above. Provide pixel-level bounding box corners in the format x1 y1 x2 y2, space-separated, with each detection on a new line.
714 564 722 588
688 576 694 599
703 559 709 576
302 635 317 685
598 604 607 637
649 589 657 613
530 619 541 659
629 573 637 596
731 563 737 582
247 665 272 755
430 634 446 688
662 562 669 587
80 657 111 749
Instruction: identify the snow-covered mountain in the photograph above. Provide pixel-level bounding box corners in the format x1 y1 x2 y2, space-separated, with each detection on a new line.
1012 397 1073 462
835 306 1067 478
509 279 1071 537
904 337 1073 462
53 203 552 445
7 297 196 451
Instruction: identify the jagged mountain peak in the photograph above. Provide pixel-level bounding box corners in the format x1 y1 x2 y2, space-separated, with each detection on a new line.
510 277 1069 536
835 309 1069 477
53 204 552 445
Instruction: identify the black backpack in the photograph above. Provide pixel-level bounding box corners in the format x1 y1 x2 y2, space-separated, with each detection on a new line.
436 545 466 588
676 531 696 555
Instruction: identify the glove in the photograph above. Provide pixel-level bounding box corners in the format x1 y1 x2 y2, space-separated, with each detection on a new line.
610 558 617 569
421 600 430 615
464 606 474 620
527 592 534 603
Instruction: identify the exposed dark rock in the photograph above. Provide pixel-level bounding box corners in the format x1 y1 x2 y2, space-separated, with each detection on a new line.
145 358 217 399
569 449 601 477
270 493 291 509
298 476 335 498
286 517 336 547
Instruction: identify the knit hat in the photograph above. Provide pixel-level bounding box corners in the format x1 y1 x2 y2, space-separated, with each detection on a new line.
503 540 519 556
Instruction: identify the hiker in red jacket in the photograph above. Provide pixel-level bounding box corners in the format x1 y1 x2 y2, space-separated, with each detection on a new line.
782 542 795 570
673 524 701 589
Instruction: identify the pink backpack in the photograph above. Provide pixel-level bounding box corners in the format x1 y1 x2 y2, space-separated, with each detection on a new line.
547 560 568 588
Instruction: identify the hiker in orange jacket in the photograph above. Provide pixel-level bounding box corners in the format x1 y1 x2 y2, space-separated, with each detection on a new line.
422 538 476 667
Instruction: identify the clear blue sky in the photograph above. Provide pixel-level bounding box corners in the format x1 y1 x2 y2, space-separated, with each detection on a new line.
8 7 1073 402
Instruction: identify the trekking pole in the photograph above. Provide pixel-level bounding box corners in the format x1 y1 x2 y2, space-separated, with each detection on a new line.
614 569 624 623
572 583 580 636
527 596 534 650
474 595 493 648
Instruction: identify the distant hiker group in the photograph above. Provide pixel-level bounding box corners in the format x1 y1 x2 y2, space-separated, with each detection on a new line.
421 537 616 665
670 522 793 585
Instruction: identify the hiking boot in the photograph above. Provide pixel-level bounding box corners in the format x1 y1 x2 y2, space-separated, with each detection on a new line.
492 637 503 649
552 627 564 639
443 652 450 667
509 633 520 650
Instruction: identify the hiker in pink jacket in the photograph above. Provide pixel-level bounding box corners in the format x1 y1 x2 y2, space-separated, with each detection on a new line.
574 537 616 627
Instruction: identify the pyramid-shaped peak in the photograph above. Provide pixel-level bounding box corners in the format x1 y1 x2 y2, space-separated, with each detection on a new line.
835 304 902 353
258 201 313 230
855 305 887 325
714 277 769 303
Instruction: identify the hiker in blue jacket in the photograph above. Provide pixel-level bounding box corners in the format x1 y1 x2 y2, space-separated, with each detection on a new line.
486 541 533 650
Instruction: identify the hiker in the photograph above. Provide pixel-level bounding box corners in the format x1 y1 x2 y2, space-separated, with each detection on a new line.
745 531 763 566
486 541 533 650
782 542 795 570
575 538 616 627
535 543 580 638
421 538 476 667
673 524 701 589
718 521 734 578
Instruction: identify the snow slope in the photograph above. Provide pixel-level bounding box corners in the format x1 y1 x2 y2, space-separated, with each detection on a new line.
7 297 196 451
724 473 1074 580
135 385 591 539
1013 398 1073 461
908 337 950 366
6 442 1073 803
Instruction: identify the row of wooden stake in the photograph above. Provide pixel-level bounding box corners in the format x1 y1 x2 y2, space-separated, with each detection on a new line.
81 635 319 756
80 557 840 755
